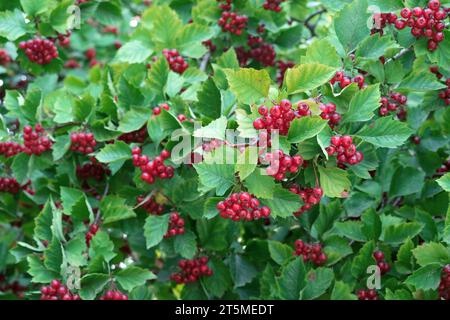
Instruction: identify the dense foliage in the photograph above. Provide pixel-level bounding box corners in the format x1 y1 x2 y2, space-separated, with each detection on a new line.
0 0 449 301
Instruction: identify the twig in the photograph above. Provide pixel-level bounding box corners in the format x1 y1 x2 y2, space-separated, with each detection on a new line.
384 47 412 64
199 52 211 72
303 8 327 37
94 182 109 224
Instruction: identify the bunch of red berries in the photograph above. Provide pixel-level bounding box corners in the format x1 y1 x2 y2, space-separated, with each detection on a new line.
118 126 148 144
202 40 216 52
216 192 271 221
373 251 390 275
0 49 11 66
319 102 341 129
85 224 99 246
132 147 174 184
56 32 71 48
253 100 311 136
438 80 450 106
438 264 450 300
64 59 80 69
0 141 23 158
138 195 165 214
235 46 251 66
379 92 408 117
163 49 188 74
99 290 128 300
357 289 378 300
153 103 170 115
19 39 58 65
164 212 185 238
217 0 232 11
70 132 97 154
0 177 21 194
330 71 365 89
170 257 213 284
394 1 447 51
23 124 52 155
85 48 98 67
264 150 303 181
326 136 364 167
76 158 111 181
289 185 323 216
0 278 27 299
371 12 398 34
263 0 284 12
294 240 327 266
248 37 276 67
218 11 248 35
202 139 224 152
40 280 80 300
276 60 295 85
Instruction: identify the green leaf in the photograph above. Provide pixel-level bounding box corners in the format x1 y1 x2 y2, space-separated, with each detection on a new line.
331 281 357 300
193 116 228 140
117 107 151 133
34 201 53 241
319 166 351 198
302 39 341 68
437 173 450 192
197 217 230 251
202 258 232 298
342 84 380 123
100 195 136 224
43 237 63 273
225 68 270 104
395 238 415 274
268 241 294 265
243 170 275 199
115 267 156 291
11 152 29 185
356 34 400 59
60 187 83 216
151 5 183 49
335 221 367 241
21 0 48 16
390 167 426 197
398 71 447 91
177 23 214 58
355 117 414 148
147 57 170 98
412 242 450 267
311 200 342 239
383 222 423 245
279 257 306 300
361 208 382 241
96 141 131 163
0 9 29 41
229 254 258 288
194 162 235 196
79 273 110 300
95 2 122 25
89 231 116 262
405 264 443 291
334 0 370 51
260 185 302 218
143 214 170 249
323 236 353 266
288 116 328 143
52 135 71 161
235 146 258 181
27 255 58 283
65 237 88 267
351 240 375 278
286 63 337 94
174 230 197 259
49 0 73 33
301 268 334 300
114 41 153 64
195 78 222 119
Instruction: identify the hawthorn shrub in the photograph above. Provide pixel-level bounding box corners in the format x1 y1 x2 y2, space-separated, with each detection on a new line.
0 0 449 301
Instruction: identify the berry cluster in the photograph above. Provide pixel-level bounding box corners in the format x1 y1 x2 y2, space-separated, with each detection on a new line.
76 158 111 181
326 136 364 167
99 290 128 300
70 132 97 154
138 195 165 215
19 39 58 65
40 280 80 300
85 224 99 247
235 46 251 66
132 147 174 184
430 66 450 105
118 126 148 144
330 71 365 89
85 48 98 67
319 102 341 129
371 12 398 34
373 251 390 275
218 11 248 35
438 265 450 300
23 124 52 155
0 141 23 158
264 150 303 181
163 49 188 74
357 289 378 300
253 100 311 136
294 240 327 266
0 177 21 194
0 49 11 66
235 36 276 67
164 212 185 238
0 277 27 299
394 1 447 51
289 185 323 216
64 59 80 69
379 92 408 117
170 257 213 284
153 103 170 115
263 0 285 12
216 192 271 221
56 32 71 48
276 60 295 85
